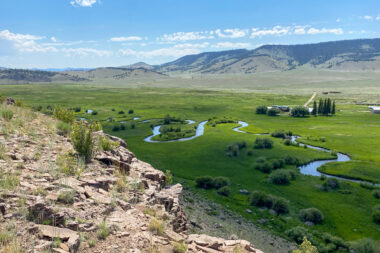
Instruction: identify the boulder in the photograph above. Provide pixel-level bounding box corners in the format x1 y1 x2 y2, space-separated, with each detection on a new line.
37 225 80 252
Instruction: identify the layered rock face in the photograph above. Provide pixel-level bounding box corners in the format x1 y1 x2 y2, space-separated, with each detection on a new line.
0 104 263 253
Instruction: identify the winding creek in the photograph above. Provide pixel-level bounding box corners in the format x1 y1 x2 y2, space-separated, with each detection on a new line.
142 119 375 184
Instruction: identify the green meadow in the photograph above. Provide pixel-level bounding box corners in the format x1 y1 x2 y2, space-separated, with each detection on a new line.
1 82 380 248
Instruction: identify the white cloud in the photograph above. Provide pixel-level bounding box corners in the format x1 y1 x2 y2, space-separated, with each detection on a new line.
362 15 373 20
173 42 210 49
0 29 57 53
215 28 248 38
70 0 97 7
376 15 380 20
211 42 251 49
0 29 44 43
110 36 143 42
158 31 214 42
119 47 200 58
336 18 341 22
51 37 57 42
306 27 343 35
62 47 113 57
250 26 290 38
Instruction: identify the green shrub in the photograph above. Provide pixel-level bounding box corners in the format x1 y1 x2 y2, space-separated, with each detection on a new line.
0 172 19 190
299 208 324 224
256 157 266 163
57 190 76 205
293 237 318 253
213 176 230 189
128 109 134 114
71 122 94 162
321 233 348 251
148 218 165 235
284 139 292 146
172 241 188 253
91 110 98 115
267 107 280 116
284 155 299 165
254 137 273 149
118 110 125 114
249 191 274 208
271 130 286 138
96 222 109 240
54 107 74 124
268 170 293 185
254 161 273 173
90 121 102 131
56 121 72 136
112 125 120 131
350 238 377 253
217 186 231 197
195 176 214 189
165 170 173 185
291 106 310 117
372 205 380 224
272 159 285 169
272 197 289 214
1 110 13 121
372 190 380 199
323 178 340 190
256 105 268 115
99 136 119 151
285 226 310 244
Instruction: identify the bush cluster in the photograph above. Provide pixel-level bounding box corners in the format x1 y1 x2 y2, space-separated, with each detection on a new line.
254 157 287 174
290 106 310 117
268 169 296 185
54 107 74 124
195 176 230 190
271 130 292 138
254 137 273 149
284 155 300 165
226 141 247 157
322 178 340 191
267 107 280 116
249 191 289 214
255 105 268 115
372 189 380 199
299 208 324 224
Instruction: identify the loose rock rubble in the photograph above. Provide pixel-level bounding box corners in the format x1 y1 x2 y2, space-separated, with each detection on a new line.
0 104 263 252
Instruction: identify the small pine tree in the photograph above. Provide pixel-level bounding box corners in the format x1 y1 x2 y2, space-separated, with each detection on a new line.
312 101 317 116
323 99 329 115
327 98 331 115
293 237 318 253
318 99 323 114
331 101 336 115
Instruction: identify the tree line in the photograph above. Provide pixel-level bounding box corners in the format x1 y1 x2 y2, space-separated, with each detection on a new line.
312 98 336 116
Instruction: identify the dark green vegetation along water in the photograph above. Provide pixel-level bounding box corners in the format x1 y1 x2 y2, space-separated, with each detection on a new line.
1 84 379 248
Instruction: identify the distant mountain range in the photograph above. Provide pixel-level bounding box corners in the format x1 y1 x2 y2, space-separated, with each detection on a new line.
155 38 380 74
1 38 380 84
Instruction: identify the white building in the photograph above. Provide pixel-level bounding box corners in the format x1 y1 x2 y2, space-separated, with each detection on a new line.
369 106 380 114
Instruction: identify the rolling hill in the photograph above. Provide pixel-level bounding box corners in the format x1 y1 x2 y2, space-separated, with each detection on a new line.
155 38 380 74
0 67 167 84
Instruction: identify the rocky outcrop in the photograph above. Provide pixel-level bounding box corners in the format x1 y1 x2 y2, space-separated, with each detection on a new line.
0 104 263 253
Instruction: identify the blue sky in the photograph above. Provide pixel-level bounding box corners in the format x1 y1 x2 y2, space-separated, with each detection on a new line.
0 0 379 68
